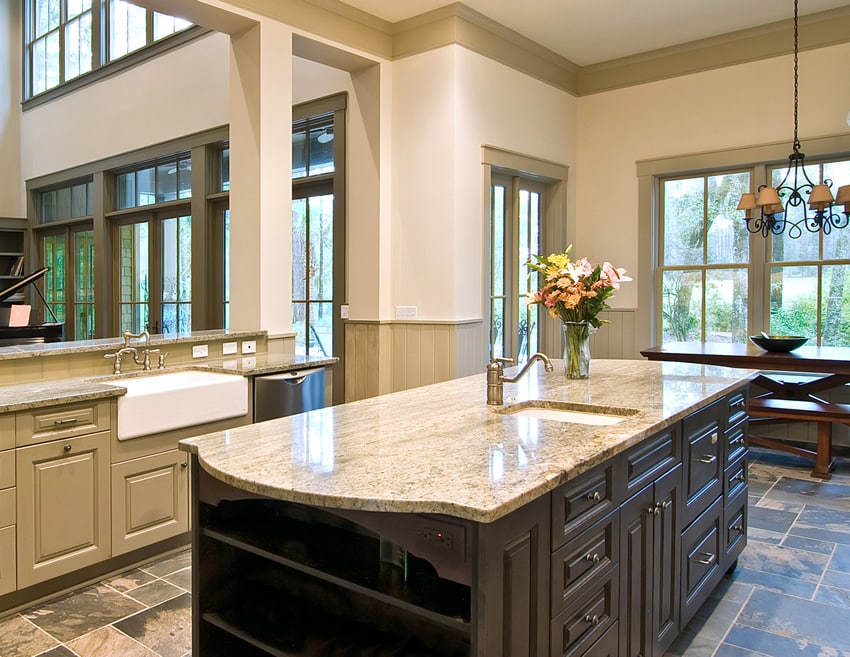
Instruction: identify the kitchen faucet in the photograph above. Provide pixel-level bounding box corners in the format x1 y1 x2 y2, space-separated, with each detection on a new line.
487 352 554 405
104 330 162 374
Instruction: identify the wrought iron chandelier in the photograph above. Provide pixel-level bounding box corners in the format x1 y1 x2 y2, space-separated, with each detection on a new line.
737 0 850 239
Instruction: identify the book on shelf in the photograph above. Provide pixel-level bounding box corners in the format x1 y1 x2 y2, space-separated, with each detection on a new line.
5 256 24 277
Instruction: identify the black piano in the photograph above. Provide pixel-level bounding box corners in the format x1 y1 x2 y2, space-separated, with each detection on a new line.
0 267 64 345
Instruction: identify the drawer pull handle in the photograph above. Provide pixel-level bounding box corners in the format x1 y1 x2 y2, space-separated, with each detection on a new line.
586 491 601 503
732 473 745 483
585 614 600 626
585 553 600 563
733 401 746 410
53 418 79 426
696 552 716 566
698 454 717 464
63 444 72 452
730 437 744 446
711 432 719 442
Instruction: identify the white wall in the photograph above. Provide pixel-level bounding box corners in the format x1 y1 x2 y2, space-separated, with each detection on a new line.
391 45 576 321
20 32 231 181
576 43 850 309
0 0 22 215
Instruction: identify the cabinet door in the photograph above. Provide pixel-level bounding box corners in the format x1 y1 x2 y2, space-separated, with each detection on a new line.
618 484 653 657
111 449 189 555
16 432 111 588
650 464 681 657
0 525 14 596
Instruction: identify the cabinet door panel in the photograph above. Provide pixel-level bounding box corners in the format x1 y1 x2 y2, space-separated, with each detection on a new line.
16 432 110 588
619 485 653 657
112 449 189 556
0 524 14 596
652 464 681 657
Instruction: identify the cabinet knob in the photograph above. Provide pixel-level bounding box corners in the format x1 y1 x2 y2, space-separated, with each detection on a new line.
180 462 188 469
586 491 601 503
63 444 72 452
584 614 600 626
732 473 745 483
585 553 600 563
733 524 744 534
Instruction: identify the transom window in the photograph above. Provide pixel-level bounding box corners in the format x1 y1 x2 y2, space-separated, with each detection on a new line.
24 0 192 99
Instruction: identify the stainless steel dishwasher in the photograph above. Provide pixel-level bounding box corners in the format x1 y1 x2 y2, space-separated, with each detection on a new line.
253 367 326 422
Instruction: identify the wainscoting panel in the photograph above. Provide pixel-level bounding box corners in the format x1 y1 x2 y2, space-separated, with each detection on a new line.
589 309 638 360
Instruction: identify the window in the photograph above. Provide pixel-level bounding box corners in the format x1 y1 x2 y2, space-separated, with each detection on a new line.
767 159 850 345
24 0 192 99
115 155 191 209
659 172 751 343
35 181 95 339
489 174 544 360
656 155 850 347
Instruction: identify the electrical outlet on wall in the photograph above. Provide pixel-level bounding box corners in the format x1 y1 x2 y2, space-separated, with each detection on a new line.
395 306 417 320
241 340 257 354
193 344 209 358
222 342 238 355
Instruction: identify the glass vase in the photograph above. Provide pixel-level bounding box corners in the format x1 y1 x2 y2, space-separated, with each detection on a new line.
562 321 594 379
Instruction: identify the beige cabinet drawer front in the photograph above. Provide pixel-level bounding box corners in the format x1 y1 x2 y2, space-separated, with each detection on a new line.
111 449 189 556
0 449 13 489
17 400 111 447
0 524 14 596
0 414 14 451
0 487 14 528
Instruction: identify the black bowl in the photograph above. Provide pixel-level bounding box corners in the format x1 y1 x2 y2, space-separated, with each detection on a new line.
749 335 808 352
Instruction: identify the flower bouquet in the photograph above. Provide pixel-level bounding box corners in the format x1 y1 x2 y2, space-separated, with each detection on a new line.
527 246 631 378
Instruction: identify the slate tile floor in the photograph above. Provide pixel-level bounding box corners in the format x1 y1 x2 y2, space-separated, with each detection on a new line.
1 448 849 657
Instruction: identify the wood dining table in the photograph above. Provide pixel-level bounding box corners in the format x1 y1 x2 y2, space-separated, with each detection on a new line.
641 341 850 478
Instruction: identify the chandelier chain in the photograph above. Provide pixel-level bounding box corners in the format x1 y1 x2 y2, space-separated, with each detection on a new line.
793 0 799 151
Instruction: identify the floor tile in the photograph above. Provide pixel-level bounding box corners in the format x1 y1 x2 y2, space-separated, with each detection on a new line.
726 565 817 598
745 527 784 545
0 615 58 657
791 506 850 546
814 585 850 609
125 580 185 607
764 476 850 511
747 505 798 534
724 622 843 657
35 646 79 657
737 541 830 582
780 534 836 555
67 625 159 657
754 498 803 513
831 544 850 573
105 568 157 593
23 583 146 643
737 588 850 651
140 551 191 579
822 570 850 589
163 567 191 592
113 593 191 657
713 644 766 657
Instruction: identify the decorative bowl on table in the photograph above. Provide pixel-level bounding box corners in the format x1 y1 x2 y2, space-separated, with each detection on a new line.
748 335 808 352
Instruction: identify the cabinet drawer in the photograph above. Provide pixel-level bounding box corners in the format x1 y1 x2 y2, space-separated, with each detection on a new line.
581 620 619 657
725 390 748 430
725 421 747 467
724 452 748 502
681 496 723 628
550 565 619 657
0 524 14 596
723 494 747 567
0 414 13 451
16 400 111 447
551 509 619 618
683 419 722 527
0 450 13 489
623 427 679 496
552 461 620 550
0 487 14 528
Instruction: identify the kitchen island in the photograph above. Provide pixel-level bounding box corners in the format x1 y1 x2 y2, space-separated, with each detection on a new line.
180 359 755 657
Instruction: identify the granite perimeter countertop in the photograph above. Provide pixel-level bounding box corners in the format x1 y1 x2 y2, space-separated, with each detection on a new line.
0 353 336 413
180 359 757 523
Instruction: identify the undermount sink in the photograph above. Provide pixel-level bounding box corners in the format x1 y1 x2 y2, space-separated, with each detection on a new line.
501 401 640 425
103 370 248 440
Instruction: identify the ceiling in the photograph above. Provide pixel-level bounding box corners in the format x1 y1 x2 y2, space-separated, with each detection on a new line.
338 0 850 66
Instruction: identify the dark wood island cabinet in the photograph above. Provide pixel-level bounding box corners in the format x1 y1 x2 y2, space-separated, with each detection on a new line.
181 360 754 657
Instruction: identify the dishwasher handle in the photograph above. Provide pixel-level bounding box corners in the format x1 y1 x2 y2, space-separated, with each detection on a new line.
258 367 324 385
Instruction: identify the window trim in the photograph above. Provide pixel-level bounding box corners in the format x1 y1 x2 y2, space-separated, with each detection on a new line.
638 133 850 349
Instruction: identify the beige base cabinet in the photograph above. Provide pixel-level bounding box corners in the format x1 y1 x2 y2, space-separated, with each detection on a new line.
0 414 15 596
16 432 111 589
111 449 189 556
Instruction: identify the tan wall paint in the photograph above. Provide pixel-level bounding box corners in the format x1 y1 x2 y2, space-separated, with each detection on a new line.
0 1 22 215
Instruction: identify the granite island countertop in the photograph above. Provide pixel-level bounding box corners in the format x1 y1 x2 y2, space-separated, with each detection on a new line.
180 359 757 524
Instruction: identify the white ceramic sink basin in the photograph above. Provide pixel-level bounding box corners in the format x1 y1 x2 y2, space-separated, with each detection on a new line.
103 370 248 440
502 402 639 425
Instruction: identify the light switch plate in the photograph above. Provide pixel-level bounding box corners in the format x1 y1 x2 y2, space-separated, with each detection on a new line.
395 306 417 320
222 341 238 355
241 340 257 354
340 304 350 319
193 344 209 358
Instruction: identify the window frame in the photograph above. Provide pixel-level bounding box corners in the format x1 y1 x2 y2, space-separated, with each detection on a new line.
22 0 205 107
639 135 850 349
